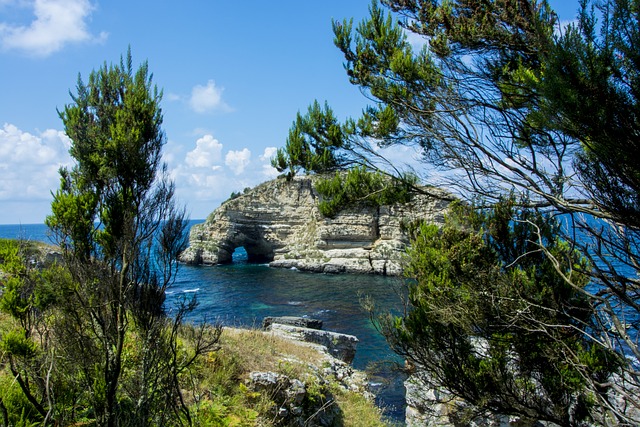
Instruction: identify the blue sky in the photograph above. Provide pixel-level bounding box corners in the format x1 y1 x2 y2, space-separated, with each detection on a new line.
0 0 580 224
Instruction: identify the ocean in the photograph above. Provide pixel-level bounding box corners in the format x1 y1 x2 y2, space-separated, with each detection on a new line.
0 221 407 422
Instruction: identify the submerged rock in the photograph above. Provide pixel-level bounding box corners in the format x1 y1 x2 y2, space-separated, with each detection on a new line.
180 175 451 275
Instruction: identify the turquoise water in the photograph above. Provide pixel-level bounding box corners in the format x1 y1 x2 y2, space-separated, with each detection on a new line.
0 222 407 422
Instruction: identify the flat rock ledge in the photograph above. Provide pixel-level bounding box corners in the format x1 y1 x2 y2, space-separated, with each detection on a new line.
268 323 358 364
262 315 323 330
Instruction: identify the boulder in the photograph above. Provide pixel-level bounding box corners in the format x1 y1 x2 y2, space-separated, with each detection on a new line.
247 371 339 427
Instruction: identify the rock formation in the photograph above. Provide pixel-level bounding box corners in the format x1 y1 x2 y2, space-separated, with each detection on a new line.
180 175 451 275
247 317 372 426
268 323 359 364
262 316 323 330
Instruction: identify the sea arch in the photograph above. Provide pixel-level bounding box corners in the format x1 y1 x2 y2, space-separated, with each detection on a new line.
215 225 275 264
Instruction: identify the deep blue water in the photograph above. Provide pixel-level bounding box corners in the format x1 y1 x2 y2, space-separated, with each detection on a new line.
0 221 407 423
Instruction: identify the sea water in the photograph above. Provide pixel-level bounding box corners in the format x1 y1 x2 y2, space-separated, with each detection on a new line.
0 221 407 422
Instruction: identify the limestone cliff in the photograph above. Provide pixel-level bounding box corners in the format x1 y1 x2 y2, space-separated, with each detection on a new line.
180 175 451 275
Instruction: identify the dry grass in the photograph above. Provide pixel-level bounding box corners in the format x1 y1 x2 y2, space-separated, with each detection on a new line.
0 285 392 425
218 327 329 378
333 389 390 427
209 327 393 426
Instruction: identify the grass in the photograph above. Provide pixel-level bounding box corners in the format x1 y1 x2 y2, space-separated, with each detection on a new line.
220 328 328 373
188 327 392 426
1 237 391 426
332 388 389 427
0 317 392 426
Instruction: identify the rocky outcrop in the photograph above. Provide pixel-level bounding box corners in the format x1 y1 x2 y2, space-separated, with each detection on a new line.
247 371 341 426
404 374 529 427
180 175 451 275
268 323 359 364
405 370 640 426
247 317 371 426
263 316 323 330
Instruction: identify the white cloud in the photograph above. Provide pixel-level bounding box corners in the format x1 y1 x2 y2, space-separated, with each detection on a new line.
259 146 279 178
0 0 107 57
189 80 231 114
260 146 277 161
225 148 251 175
166 92 182 102
0 123 72 205
0 125 280 223
185 134 223 169
167 137 284 219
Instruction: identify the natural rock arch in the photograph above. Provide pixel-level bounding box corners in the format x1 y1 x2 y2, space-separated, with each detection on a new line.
180 176 451 274
216 225 275 264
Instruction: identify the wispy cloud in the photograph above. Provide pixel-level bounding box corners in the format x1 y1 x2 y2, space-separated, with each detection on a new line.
0 0 107 57
555 19 578 37
189 80 232 114
404 28 427 52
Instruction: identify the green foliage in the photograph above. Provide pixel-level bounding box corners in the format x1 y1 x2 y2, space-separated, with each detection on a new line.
321 0 640 422
332 0 560 152
0 329 37 359
0 373 41 427
193 397 259 426
226 188 250 202
381 199 619 425
39 49 207 427
0 246 223 426
0 239 60 331
0 275 31 323
316 166 416 217
1 240 64 424
271 100 349 177
0 238 22 274
541 0 640 227
49 47 171 262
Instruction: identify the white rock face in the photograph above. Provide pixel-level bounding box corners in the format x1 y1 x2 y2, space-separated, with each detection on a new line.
268 322 359 364
180 175 451 275
405 374 543 427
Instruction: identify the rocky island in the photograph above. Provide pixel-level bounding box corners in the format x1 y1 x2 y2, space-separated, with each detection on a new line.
180 175 451 275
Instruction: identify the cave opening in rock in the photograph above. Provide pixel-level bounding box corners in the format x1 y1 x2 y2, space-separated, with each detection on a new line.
231 246 249 264
227 243 274 264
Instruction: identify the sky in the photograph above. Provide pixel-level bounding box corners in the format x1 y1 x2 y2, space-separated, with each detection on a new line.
0 0 581 224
